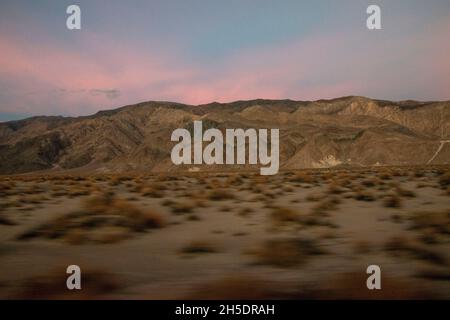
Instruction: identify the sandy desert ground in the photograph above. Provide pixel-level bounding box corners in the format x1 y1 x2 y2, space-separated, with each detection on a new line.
0 165 449 299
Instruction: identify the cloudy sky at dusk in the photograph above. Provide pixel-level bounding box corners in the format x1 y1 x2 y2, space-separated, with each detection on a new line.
0 0 449 120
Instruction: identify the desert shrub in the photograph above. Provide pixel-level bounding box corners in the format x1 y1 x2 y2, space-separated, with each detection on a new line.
140 186 164 198
305 193 321 202
0 215 15 226
208 189 234 201
92 226 131 244
353 240 372 254
416 268 450 281
396 187 416 198
409 210 450 236
238 207 253 217
310 271 434 299
360 179 376 188
160 199 175 207
384 236 446 266
383 194 402 208
270 207 299 226
250 238 325 268
390 213 404 223
225 175 244 186
354 190 375 201
17 193 165 244
439 172 450 187
170 202 194 215
16 268 121 299
186 275 283 299
290 172 316 184
312 197 340 215
328 183 344 194
186 214 201 221
379 171 392 180
180 240 218 254
50 188 69 197
418 229 439 245
68 187 91 197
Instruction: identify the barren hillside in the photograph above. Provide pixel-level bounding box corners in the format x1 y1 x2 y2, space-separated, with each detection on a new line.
0 96 449 174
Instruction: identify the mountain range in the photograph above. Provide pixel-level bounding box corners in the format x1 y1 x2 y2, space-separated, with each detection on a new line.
0 96 449 174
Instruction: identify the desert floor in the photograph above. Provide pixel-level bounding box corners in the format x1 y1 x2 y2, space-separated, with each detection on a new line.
0 166 449 299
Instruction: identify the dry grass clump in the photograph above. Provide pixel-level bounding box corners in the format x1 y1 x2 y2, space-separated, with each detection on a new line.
16 268 121 299
67 187 91 198
186 275 284 299
330 173 352 188
438 171 450 188
305 192 321 202
353 190 375 201
415 268 450 281
416 182 430 188
390 213 404 224
312 197 341 215
270 207 299 226
220 205 232 212
360 178 377 188
384 236 446 266
248 182 265 194
384 236 411 252
409 169 422 177
12 194 45 206
269 201 338 230
140 185 164 198
0 214 16 226
170 201 194 215
310 271 434 299
17 193 166 244
328 183 344 194
290 172 317 184
238 207 253 217
416 228 441 245
161 199 175 207
378 170 393 180
108 175 133 186
189 192 209 208
20 184 45 195
187 270 436 299
82 193 165 229
383 193 402 208
0 182 15 197
208 189 235 201
396 187 416 198
409 210 450 238
50 187 69 197
250 238 325 268
301 215 338 229
186 214 201 221
225 175 244 186
353 240 373 254
180 240 219 255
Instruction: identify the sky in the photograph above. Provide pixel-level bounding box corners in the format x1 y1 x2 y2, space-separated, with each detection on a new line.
0 0 449 121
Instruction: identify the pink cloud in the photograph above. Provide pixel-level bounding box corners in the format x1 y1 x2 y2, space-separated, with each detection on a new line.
0 14 449 118
0 31 197 114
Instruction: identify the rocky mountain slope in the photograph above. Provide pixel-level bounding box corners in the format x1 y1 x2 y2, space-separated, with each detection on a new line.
0 96 449 174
